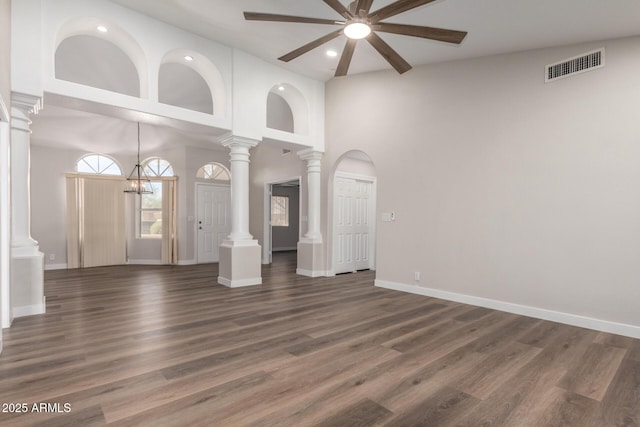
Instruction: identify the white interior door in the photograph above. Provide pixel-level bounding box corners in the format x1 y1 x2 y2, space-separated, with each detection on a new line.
197 184 230 263
354 180 372 271
334 176 374 275
334 177 356 274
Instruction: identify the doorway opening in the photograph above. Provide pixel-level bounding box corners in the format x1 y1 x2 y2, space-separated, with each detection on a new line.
263 178 301 265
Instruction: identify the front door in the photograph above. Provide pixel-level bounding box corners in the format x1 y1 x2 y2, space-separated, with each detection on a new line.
197 184 230 263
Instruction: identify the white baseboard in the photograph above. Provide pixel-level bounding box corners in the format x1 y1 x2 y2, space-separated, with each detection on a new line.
44 263 68 271
127 259 162 265
375 280 640 340
296 268 328 278
178 259 197 266
273 247 297 252
218 276 262 288
14 297 46 318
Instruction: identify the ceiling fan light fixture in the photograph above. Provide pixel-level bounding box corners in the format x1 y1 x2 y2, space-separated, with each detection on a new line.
344 20 371 40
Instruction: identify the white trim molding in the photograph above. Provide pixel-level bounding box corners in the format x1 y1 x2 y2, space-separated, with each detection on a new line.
44 263 68 271
178 259 197 266
218 276 262 288
375 280 640 340
127 259 163 265
296 268 328 278
13 297 46 318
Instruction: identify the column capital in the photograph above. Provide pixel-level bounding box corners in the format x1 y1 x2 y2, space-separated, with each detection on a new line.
11 92 42 116
297 148 323 162
220 134 260 150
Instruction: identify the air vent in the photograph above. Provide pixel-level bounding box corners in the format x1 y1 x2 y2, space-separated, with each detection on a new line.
545 48 604 83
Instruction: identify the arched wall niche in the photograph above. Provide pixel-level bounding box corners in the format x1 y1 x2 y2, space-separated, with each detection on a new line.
266 83 309 135
161 49 226 117
266 91 294 133
54 17 148 98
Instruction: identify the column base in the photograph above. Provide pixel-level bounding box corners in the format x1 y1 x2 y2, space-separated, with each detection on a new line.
297 240 326 277
218 240 262 288
11 251 45 318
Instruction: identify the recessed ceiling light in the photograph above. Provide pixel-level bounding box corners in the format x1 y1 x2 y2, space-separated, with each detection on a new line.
278 86 285 91
326 50 338 58
184 55 194 62
97 25 108 33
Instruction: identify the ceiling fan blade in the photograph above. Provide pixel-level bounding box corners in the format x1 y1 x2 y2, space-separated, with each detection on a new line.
335 39 357 77
278 29 344 62
354 0 375 15
375 23 467 44
366 32 412 74
323 0 353 19
244 12 342 25
369 0 437 22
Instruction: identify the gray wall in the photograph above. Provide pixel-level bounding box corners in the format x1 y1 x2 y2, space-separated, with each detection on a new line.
324 36 640 329
271 184 300 251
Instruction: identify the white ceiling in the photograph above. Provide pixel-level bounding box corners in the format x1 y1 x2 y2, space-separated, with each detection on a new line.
109 0 640 81
32 0 640 153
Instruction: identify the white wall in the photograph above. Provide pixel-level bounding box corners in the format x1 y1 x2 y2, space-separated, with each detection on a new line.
31 146 79 268
0 0 9 347
0 0 10 110
325 36 640 335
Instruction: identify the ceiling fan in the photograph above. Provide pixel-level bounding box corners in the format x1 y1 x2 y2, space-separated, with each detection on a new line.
244 0 467 77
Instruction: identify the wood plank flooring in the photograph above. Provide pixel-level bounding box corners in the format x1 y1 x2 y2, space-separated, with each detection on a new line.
0 252 639 426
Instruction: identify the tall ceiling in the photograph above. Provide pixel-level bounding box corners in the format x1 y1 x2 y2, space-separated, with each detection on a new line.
109 0 640 81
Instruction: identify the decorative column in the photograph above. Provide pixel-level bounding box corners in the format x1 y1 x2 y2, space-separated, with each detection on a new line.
297 148 325 277
1 119 11 328
10 93 44 317
217 135 262 288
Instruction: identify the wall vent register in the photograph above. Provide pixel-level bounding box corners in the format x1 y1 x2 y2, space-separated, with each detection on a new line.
545 48 604 82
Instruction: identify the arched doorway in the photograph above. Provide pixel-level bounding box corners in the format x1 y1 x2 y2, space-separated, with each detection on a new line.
331 150 377 275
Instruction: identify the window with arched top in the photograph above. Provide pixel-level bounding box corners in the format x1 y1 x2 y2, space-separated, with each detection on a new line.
142 157 174 177
76 154 122 176
196 162 230 181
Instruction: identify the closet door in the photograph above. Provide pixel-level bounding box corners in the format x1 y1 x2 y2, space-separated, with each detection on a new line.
353 180 372 271
334 176 374 275
334 177 356 274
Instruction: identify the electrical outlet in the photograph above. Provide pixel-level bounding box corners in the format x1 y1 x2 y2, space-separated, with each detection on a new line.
414 271 421 282
49 254 55 261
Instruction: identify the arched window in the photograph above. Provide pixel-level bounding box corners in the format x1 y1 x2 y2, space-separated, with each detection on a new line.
142 157 174 177
137 158 174 240
196 162 230 181
76 154 122 176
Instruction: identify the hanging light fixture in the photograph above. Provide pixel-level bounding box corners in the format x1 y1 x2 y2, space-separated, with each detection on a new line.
124 122 153 194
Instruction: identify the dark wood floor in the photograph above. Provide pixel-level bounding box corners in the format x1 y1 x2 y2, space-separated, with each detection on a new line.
1 252 639 426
